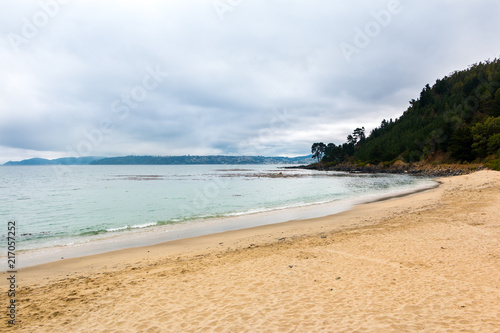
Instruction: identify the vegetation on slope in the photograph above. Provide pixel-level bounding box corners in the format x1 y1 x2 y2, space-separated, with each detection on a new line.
312 58 500 170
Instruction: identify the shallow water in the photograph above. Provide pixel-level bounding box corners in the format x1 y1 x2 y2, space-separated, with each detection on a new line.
0 164 435 266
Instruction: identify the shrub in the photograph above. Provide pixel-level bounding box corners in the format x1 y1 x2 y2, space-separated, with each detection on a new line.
485 158 500 171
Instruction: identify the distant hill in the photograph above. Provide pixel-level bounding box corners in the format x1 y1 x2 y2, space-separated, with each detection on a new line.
3 155 313 166
314 57 500 170
3 156 105 166
91 155 313 165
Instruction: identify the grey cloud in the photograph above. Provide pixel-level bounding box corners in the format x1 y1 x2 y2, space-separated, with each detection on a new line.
1 0 499 163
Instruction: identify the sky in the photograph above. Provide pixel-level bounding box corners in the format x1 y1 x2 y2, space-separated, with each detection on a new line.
1 0 499 164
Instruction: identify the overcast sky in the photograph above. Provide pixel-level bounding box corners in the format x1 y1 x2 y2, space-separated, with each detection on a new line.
1 0 499 163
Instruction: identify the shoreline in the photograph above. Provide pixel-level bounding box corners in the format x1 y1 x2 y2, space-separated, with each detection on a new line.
2 177 437 270
2 170 499 332
289 162 486 177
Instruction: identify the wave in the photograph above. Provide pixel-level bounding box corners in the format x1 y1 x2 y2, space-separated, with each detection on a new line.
17 177 438 252
72 197 360 238
106 222 157 232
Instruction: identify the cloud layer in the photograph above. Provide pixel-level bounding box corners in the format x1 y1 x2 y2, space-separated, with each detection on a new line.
1 0 499 163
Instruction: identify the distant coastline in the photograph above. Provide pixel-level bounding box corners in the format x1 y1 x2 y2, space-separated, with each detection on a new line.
2 155 314 166
2 156 105 166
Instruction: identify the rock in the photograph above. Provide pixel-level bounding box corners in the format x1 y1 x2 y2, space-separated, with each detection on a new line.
294 163 486 177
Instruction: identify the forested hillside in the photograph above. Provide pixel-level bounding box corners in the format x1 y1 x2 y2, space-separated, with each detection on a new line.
312 58 500 170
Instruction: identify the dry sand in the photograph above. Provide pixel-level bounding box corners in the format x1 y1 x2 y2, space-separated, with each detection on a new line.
2 170 500 332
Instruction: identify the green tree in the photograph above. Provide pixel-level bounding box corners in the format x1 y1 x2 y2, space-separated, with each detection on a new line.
471 116 500 157
449 126 475 161
324 143 346 164
488 133 500 155
311 142 326 163
347 127 366 145
353 127 366 144
368 144 383 164
493 88 500 116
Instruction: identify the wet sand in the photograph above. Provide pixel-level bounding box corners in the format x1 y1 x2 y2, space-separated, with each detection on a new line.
2 170 499 332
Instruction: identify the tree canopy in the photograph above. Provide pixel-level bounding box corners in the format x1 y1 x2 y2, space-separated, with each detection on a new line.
312 58 500 170
311 142 326 162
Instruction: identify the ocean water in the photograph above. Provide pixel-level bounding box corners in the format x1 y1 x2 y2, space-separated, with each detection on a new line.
0 165 435 262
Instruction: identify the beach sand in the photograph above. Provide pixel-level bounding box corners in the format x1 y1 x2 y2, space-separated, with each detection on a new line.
2 170 500 332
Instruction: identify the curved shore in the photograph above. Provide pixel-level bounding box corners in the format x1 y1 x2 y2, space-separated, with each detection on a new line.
2 170 499 332
3 176 437 270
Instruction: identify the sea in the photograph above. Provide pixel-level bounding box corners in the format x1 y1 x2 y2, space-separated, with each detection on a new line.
0 165 436 268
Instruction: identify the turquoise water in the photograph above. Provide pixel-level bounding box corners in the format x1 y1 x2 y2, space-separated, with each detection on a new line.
0 165 434 254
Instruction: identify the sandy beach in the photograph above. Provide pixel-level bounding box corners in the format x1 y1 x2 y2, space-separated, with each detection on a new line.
2 170 500 332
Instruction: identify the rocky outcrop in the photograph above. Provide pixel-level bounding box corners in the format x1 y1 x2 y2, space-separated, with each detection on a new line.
290 162 486 177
